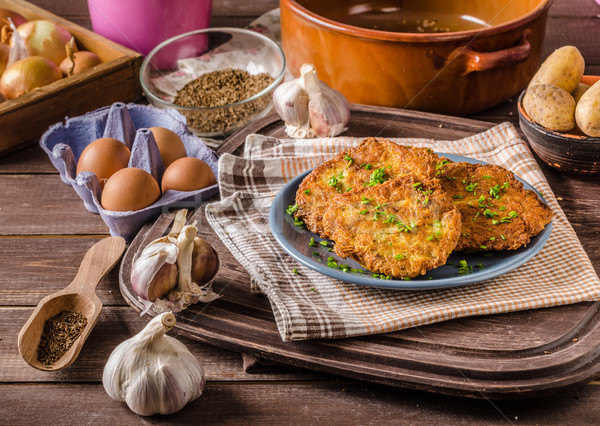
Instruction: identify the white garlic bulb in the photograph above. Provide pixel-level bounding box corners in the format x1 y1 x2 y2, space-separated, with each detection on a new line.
272 63 350 138
130 209 221 313
102 312 205 416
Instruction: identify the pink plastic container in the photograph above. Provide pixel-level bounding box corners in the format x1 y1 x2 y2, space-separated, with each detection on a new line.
87 0 212 56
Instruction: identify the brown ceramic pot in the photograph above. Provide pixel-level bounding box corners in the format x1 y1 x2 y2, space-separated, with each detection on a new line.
280 0 553 116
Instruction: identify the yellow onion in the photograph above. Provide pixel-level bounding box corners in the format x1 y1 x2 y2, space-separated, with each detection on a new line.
0 8 27 27
15 20 71 65
0 55 62 99
60 50 102 76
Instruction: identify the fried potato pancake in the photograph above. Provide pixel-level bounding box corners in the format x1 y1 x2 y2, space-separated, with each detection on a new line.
321 176 461 278
295 137 443 236
437 162 553 251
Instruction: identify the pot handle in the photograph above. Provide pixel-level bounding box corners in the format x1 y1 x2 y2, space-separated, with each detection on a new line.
447 29 532 76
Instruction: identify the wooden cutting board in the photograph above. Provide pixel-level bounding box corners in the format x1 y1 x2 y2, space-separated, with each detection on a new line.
119 105 600 399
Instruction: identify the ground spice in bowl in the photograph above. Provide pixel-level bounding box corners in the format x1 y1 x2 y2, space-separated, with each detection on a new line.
173 68 275 135
37 310 88 366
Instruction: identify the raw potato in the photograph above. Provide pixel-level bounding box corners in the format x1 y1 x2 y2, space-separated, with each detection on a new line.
572 82 590 103
528 46 585 93
575 80 600 137
523 84 576 132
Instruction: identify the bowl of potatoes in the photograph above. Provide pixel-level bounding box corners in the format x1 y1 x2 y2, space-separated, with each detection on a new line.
518 46 600 175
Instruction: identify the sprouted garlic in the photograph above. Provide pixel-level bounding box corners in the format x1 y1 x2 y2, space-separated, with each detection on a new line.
273 63 350 138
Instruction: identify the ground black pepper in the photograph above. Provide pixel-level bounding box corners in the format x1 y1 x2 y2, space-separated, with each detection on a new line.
37 310 87 366
173 68 274 135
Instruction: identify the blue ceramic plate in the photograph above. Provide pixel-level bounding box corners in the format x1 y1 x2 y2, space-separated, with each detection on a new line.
269 153 552 290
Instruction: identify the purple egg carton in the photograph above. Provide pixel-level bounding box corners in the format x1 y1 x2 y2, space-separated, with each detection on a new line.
40 102 219 241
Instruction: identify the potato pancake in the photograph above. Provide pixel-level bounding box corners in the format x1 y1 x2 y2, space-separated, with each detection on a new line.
437 162 553 251
295 137 443 236
321 176 461 278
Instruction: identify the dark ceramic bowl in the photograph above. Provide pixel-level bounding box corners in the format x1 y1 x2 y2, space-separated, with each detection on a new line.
517 75 600 175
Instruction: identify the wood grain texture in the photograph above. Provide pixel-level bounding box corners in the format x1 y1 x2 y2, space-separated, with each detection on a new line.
0 176 109 235
3 381 600 425
1 0 600 423
118 106 600 399
2 306 316 382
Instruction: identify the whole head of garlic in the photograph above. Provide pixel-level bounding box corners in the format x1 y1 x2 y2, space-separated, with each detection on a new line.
102 312 205 416
273 63 350 139
130 209 221 314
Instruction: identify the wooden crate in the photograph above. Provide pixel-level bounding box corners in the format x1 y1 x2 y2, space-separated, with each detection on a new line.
0 0 143 155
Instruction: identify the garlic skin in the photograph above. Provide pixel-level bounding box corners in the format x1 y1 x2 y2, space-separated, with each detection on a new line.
272 63 350 139
302 64 351 138
272 79 313 138
102 312 205 416
130 236 179 301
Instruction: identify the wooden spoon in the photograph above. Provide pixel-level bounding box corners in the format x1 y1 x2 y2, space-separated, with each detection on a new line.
18 236 126 371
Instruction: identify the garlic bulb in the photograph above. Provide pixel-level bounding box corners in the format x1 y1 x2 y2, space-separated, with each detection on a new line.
131 209 221 314
103 312 205 416
272 63 350 139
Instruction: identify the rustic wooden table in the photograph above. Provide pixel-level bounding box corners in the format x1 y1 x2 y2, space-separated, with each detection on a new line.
2 0 600 424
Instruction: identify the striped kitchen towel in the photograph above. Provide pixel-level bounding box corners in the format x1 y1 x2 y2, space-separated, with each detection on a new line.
205 122 600 342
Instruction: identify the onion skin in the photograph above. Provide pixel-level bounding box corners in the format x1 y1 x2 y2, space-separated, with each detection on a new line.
0 56 62 99
59 50 102 76
0 8 27 27
16 20 71 65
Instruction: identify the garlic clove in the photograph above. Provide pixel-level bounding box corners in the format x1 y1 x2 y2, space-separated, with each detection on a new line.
272 78 310 128
301 63 350 138
191 237 220 284
130 236 179 302
175 224 198 293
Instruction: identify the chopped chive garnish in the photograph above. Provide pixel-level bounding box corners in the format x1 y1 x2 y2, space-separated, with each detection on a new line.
308 237 315 246
304 189 311 195
319 240 329 247
286 203 299 215
292 268 299 275
365 167 388 187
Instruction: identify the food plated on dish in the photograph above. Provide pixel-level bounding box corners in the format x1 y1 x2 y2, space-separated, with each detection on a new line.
270 138 553 289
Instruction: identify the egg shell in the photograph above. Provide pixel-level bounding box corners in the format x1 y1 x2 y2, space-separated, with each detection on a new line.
161 157 217 193
149 126 187 168
39 102 219 240
101 167 161 212
76 137 130 187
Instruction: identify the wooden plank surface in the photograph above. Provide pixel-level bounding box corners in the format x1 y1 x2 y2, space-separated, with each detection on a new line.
116 106 600 398
2 0 600 423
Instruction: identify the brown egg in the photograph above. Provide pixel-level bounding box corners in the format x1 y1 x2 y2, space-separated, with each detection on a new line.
148 126 187 168
101 167 161 211
76 138 130 187
161 157 216 193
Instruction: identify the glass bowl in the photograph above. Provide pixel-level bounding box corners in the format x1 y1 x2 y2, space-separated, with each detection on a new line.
140 28 286 142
